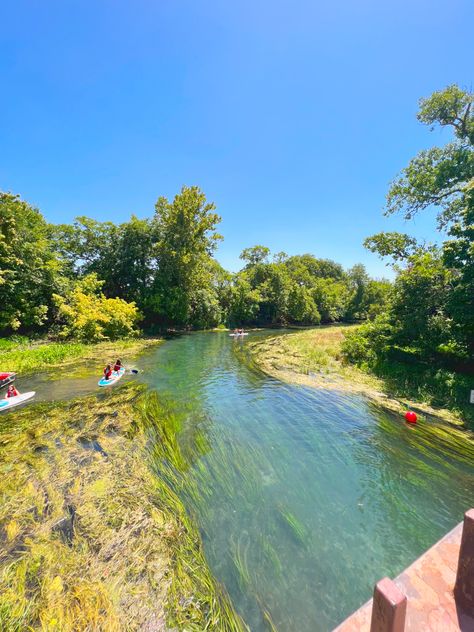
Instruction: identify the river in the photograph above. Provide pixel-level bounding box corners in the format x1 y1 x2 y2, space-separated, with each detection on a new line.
13 331 474 631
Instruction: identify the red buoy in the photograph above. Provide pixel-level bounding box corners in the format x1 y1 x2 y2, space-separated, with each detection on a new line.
405 411 417 424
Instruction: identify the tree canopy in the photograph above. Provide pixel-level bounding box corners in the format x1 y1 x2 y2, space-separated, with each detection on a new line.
0 186 388 336
344 84 474 372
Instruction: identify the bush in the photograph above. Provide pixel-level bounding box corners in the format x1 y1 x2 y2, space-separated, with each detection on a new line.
341 316 395 366
53 275 140 342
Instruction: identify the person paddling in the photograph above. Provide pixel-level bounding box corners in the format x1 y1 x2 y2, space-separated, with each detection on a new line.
5 384 19 398
113 359 122 373
103 364 112 381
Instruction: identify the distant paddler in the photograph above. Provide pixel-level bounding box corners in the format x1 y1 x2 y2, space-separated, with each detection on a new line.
230 328 247 337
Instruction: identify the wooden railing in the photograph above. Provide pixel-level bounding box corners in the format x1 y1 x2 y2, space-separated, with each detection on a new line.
334 508 474 631
365 509 474 632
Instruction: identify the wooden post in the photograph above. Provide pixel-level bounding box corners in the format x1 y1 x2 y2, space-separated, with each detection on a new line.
454 508 474 615
370 577 407 632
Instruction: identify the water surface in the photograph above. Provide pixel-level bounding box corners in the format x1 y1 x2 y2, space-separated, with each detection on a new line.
136 332 474 631
8 331 474 630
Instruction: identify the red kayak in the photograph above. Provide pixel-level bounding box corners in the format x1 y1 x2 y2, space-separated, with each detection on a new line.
0 373 16 389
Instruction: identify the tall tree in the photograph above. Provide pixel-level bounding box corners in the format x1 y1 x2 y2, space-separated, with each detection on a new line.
240 245 271 267
152 186 222 326
386 84 473 229
384 85 474 355
0 192 64 332
351 85 474 364
52 215 158 305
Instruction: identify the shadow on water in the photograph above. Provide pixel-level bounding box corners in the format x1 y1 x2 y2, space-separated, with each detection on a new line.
134 332 474 632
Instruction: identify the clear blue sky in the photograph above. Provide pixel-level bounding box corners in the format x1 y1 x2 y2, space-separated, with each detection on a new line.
1 0 472 277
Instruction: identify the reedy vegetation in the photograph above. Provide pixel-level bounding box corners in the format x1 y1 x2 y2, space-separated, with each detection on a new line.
0 337 158 375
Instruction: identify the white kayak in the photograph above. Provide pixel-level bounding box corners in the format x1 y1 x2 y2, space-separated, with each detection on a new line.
98 367 126 387
0 391 36 412
229 333 249 337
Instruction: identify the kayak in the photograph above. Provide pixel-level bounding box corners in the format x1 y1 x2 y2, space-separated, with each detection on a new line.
0 372 16 389
0 391 36 412
229 333 249 337
98 367 126 387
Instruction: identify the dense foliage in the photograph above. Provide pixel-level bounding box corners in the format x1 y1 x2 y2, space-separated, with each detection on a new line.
0 193 65 331
342 85 473 413
53 274 140 342
229 249 390 326
0 186 388 337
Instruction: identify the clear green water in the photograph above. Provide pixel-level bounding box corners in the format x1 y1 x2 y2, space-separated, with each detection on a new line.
136 331 474 631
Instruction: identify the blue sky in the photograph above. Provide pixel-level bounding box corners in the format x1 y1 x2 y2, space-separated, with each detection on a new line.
1 0 472 277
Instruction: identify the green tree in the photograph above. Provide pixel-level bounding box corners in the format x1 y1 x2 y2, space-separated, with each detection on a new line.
384 85 474 356
386 85 473 229
52 215 158 305
287 284 320 323
0 192 64 332
228 277 261 325
152 186 222 327
364 232 419 263
311 278 349 322
348 85 474 372
285 254 344 282
240 245 271 266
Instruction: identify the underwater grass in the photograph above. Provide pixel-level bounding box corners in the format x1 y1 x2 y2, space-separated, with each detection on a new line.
132 391 249 631
0 384 247 631
275 505 309 548
0 337 160 375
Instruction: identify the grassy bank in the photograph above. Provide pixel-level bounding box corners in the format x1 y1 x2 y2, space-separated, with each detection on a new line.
247 326 470 425
0 337 160 375
0 385 247 631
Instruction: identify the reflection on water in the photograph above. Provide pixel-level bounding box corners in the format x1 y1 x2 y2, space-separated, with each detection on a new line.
136 332 474 631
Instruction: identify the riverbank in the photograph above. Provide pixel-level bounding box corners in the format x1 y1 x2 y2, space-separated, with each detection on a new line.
0 384 246 631
247 326 469 426
0 337 161 375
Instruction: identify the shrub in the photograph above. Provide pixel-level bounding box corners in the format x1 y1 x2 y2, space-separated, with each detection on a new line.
53 275 140 342
341 316 395 366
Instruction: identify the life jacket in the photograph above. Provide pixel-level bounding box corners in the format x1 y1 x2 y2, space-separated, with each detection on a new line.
7 388 18 398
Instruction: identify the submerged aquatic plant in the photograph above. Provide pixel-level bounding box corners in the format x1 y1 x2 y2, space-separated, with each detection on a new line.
276 504 309 548
0 384 247 631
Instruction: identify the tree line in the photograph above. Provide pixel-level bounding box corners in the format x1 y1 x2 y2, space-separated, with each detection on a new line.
0 187 390 340
2 82 470 389
341 85 473 412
